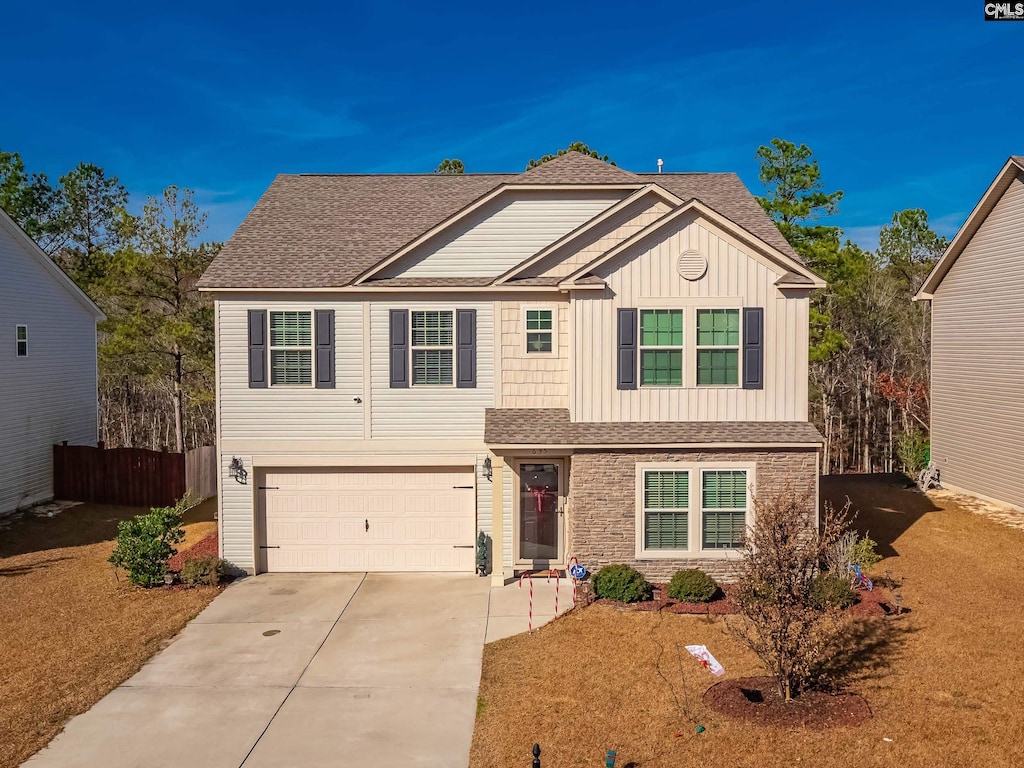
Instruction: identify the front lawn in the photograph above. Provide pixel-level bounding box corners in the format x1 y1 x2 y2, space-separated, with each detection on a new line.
471 475 1024 768
0 499 220 768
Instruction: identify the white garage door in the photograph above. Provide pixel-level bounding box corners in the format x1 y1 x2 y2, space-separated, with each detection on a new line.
257 467 477 573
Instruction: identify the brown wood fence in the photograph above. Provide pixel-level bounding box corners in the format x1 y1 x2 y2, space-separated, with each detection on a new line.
53 443 217 508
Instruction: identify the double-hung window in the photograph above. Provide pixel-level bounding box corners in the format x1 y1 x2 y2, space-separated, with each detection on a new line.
642 470 689 550
269 311 312 386
525 309 554 354
16 325 28 357
640 309 683 386
701 469 748 549
696 309 740 386
411 310 453 385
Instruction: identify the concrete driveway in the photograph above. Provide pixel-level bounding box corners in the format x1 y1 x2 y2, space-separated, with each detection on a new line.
25 573 491 768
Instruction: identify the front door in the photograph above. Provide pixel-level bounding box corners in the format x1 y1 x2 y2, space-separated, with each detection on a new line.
517 460 564 565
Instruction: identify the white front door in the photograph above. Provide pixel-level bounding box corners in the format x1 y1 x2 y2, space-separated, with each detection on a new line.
257 467 476 573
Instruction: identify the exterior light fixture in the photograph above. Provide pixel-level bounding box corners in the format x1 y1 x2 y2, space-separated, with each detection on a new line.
483 456 493 481
229 456 248 485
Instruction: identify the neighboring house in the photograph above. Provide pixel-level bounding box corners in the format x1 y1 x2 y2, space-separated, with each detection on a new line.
916 155 1024 510
0 208 105 515
198 152 824 583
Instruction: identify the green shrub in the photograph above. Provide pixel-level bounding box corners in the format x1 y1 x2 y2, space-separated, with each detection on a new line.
180 556 228 587
667 569 718 602
896 430 930 473
591 564 652 603
810 573 856 610
108 498 188 587
849 536 882 573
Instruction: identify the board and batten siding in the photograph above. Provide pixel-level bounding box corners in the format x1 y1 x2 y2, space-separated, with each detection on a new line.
377 191 625 278
573 212 810 422
0 220 99 514
499 300 570 408
930 170 1024 509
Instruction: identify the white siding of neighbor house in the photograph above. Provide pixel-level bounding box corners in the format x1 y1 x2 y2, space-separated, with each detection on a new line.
0 220 99 514
930 171 1024 509
573 211 810 422
377 191 625 278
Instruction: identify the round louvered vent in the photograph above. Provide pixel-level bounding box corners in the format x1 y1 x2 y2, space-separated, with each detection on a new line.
677 250 708 281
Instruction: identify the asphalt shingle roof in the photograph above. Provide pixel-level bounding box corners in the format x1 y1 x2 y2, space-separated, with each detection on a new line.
198 152 798 289
484 408 824 446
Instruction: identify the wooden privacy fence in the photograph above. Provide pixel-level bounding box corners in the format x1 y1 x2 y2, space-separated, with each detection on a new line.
53 443 218 508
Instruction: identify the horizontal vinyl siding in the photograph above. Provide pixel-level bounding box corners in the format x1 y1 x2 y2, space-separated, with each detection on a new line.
218 299 364 440
219 451 255 571
0 224 98 514
380 191 624 278
369 301 494 438
931 172 1024 509
573 212 809 422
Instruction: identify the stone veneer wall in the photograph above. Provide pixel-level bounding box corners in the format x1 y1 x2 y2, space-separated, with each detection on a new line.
567 449 819 582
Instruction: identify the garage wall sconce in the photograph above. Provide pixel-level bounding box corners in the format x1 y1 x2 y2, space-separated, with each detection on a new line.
483 456 493 481
229 456 248 485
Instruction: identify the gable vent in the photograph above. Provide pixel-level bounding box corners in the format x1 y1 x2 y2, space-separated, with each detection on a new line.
677 250 708 281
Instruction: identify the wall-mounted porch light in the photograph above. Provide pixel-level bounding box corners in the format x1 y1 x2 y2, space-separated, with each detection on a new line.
483 456 493 481
229 456 248 485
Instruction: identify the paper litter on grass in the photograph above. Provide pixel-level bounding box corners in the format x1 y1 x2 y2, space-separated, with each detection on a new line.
685 645 725 676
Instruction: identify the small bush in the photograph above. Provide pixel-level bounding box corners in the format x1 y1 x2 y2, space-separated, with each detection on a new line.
180 555 228 587
108 498 189 587
850 536 882 573
591 564 652 603
897 430 929 473
667 569 718 602
810 573 857 610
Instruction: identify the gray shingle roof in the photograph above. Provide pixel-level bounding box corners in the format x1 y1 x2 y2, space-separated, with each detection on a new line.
485 408 823 446
198 153 799 289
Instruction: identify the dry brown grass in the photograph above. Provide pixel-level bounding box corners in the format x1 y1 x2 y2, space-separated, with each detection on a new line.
0 499 220 768
471 475 1024 768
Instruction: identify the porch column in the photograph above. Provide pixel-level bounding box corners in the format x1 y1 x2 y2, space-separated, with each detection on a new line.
490 453 506 587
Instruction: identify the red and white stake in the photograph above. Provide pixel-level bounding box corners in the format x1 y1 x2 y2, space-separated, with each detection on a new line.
519 573 533 633
547 568 560 615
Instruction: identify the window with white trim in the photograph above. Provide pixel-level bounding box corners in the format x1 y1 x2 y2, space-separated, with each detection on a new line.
411 310 453 385
525 308 554 354
16 325 28 357
642 470 689 549
701 469 748 549
640 309 683 386
269 311 312 386
696 309 740 386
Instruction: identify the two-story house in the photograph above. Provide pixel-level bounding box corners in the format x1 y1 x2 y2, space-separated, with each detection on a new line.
198 152 824 584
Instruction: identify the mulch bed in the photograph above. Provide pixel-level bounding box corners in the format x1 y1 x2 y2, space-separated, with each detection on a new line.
168 531 218 573
704 676 872 729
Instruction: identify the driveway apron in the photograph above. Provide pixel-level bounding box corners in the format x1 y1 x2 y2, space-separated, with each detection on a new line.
24 573 491 768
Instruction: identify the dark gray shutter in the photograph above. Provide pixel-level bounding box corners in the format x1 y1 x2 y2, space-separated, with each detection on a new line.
617 308 638 390
742 307 764 390
314 310 335 389
456 309 477 389
248 310 267 389
389 309 409 388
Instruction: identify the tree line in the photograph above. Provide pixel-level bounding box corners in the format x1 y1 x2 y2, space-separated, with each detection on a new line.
1 151 218 453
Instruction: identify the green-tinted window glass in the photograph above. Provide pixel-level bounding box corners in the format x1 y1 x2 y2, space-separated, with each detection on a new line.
527 332 553 353
270 349 312 386
696 309 739 346
697 349 739 385
641 309 683 346
412 349 453 385
641 350 683 386
644 470 689 550
525 309 554 353
411 311 453 347
269 311 312 347
526 309 553 330
702 470 747 549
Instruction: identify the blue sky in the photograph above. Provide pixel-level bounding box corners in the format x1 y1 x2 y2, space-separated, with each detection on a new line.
2 1 1020 250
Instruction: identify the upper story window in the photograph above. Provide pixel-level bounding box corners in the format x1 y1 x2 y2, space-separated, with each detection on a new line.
270 311 312 386
411 310 454 385
640 309 683 386
696 309 740 386
525 309 554 354
16 325 28 357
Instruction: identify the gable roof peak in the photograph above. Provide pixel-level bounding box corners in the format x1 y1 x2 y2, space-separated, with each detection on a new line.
512 151 640 185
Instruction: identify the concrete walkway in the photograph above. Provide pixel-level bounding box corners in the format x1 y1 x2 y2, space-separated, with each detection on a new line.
24 573 571 768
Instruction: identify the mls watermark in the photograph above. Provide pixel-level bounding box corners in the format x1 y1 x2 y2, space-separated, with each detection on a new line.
985 2 1024 19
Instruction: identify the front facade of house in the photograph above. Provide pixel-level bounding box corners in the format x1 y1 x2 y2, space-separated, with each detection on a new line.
916 156 1024 511
0 209 104 515
199 153 823 583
